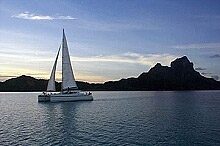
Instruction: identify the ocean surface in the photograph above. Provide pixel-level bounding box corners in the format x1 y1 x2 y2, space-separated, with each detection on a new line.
0 91 220 145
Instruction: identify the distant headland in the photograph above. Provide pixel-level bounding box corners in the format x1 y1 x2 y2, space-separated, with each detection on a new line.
0 56 220 91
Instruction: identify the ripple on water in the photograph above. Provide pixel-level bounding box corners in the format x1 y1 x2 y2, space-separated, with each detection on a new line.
0 91 220 145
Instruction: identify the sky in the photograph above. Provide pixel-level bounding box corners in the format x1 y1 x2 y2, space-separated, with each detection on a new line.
0 0 220 83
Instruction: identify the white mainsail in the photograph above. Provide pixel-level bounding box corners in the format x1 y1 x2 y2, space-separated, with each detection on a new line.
47 46 61 91
62 29 77 90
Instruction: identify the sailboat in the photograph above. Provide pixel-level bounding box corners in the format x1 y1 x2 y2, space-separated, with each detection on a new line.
38 29 93 102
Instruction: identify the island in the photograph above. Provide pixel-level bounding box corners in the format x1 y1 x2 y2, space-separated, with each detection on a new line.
0 56 220 91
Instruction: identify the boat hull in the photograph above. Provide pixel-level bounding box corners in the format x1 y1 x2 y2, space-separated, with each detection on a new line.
38 93 93 102
50 94 93 102
38 95 50 102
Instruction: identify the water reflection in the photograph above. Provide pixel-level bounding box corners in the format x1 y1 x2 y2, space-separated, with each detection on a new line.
39 102 85 145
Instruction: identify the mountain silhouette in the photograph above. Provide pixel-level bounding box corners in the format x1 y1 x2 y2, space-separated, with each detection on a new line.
0 56 219 91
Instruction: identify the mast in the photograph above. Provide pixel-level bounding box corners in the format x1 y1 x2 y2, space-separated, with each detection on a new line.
47 46 61 91
62 29 78 91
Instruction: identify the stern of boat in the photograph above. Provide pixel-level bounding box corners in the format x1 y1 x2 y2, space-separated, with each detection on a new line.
38 94 50 102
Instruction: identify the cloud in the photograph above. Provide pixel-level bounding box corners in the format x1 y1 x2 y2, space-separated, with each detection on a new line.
211 75 219 81
0 75 17 78
0 47 178 82
70 52 177 67
57 16 75 20
173 43 220 49
201 72 212 75
195 15 220 29
76 19 158 31
0 75 17 82
195 67 206 71
12 12 75 20
210 54 220 58
35 52 176 67
14 12 53 20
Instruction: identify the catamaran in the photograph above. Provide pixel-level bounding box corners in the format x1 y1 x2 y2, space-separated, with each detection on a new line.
38 29 93 102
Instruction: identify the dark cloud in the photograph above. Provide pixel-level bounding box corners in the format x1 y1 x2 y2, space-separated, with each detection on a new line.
210 54 220 58
0 75 17 78
211 75 219 81
201 72 212 75
0 75 17 82
195 67 206 71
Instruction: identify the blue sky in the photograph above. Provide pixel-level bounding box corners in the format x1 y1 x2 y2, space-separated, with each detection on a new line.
0 0 220 82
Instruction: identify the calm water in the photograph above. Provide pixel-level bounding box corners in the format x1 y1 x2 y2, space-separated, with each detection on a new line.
0 91 220 145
